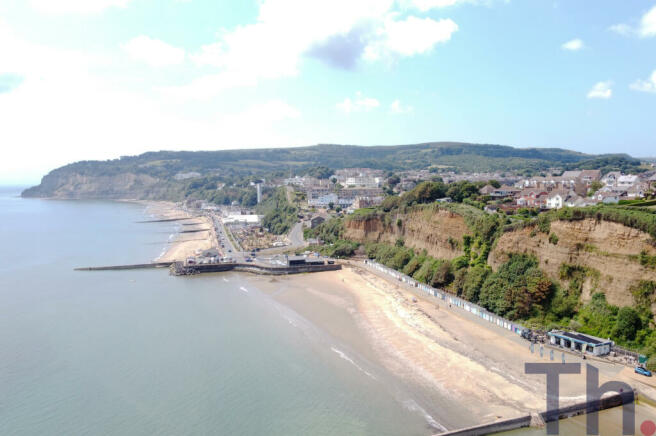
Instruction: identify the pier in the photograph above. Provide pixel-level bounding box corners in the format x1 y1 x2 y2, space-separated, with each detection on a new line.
169 261 341 276
75 261 341 276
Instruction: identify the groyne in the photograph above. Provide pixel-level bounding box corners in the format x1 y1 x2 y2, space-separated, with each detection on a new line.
439 390 635 435
75 262 173 271
136 217 193 223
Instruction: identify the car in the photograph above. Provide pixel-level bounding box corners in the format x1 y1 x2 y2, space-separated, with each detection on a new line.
635 366 652 377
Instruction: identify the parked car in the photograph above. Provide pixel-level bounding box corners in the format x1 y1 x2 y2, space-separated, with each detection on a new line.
635 366 652 377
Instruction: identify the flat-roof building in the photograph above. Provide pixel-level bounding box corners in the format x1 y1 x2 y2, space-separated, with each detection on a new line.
548 330 613 356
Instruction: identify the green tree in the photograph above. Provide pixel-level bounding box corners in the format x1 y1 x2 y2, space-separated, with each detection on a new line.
613 307 642 342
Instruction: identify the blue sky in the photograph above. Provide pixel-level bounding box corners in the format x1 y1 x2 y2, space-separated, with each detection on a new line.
0 0 655 183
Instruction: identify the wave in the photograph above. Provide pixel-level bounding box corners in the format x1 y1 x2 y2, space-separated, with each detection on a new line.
284 316 298 328
330 347 376 380
402 398 446 432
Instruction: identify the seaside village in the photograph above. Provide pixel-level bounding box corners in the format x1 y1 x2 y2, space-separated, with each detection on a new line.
184 166 656 260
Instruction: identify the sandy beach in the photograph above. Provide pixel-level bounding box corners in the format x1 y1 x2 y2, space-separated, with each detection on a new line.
142 201 215 262
244 263 656 432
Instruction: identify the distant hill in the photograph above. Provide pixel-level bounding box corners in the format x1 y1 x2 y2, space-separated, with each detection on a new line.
22 142 642 200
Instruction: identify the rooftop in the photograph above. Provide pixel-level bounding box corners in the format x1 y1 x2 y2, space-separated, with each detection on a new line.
549 330 612 346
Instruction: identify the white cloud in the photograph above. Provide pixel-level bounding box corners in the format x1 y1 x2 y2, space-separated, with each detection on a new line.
336 92 380 113
122 36 185 67
609 5 656 38
630 70 656 94
365 16 458 60
389 99 413 114
561 38 584 51
161 72 258 99
0 21 305 183
639 4 656 37
28 0 132 14
609 23 632 36
406 0 471 10
587 81 613 99
176 0 458 98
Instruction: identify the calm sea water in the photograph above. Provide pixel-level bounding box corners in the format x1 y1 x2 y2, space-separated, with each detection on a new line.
0 187 434 436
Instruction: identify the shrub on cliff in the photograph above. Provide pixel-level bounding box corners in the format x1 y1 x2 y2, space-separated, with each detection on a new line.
613 306 642 342
478 254 553 319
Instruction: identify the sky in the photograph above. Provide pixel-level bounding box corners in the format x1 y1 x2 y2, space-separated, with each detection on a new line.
0 0 655 184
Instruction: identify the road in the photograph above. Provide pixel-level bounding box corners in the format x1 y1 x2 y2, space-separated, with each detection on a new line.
287 222 306 248
210 213 244 262
257 221 308 256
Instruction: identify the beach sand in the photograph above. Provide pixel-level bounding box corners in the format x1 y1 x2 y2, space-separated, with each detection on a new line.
143 202 215 262
244 263 656 432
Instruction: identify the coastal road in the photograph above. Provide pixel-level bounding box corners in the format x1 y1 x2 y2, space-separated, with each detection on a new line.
211 214 244 262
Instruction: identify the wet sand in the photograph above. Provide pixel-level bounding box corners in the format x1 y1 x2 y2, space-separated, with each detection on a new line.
243 264 656 433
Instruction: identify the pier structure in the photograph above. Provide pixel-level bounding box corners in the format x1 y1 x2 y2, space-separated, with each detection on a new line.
76 261 341 276
169 261 341 276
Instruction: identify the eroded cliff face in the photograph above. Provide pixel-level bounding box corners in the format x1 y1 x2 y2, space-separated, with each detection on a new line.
490 219 656 309
345 208 469 259
22 172 172 200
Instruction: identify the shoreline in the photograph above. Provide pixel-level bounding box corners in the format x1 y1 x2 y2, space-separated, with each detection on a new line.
141 201 215 263
243 263 656 433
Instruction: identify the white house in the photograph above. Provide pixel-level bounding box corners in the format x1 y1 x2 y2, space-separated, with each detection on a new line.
617 175 639 187
546 190 568 209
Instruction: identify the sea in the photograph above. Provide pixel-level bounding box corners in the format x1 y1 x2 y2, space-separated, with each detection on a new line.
3 186 655 436
0 187 435 436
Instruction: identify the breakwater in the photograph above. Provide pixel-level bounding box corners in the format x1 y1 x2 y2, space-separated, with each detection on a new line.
440 390 635 435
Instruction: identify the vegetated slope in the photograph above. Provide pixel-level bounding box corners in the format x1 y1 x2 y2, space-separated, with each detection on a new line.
345 203 656 317
23 142 622 199
345 205 472 259
490 219 656 310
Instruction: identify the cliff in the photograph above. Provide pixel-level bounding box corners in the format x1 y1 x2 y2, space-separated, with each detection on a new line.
489 219 656 309
345 208 470 259
347 206 656 313
21 171 177 200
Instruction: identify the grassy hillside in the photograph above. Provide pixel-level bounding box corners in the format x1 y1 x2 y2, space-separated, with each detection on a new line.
22 142 644 200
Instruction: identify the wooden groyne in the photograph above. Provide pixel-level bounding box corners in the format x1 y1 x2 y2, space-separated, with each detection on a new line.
136 217 193 223
75 262 173 271
169 262 341 276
